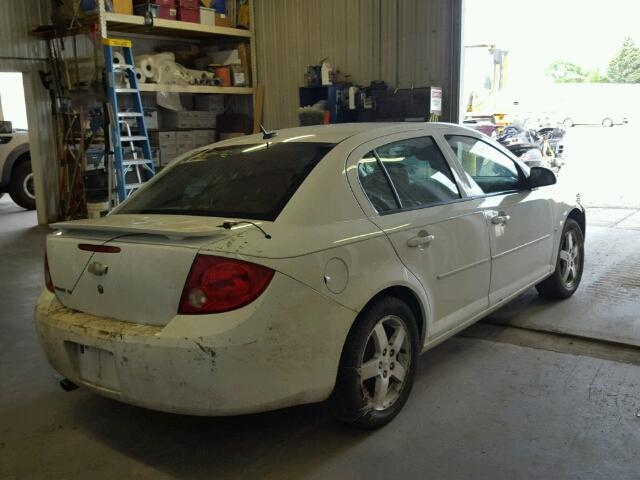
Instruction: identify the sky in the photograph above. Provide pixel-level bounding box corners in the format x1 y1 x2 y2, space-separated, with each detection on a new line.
463 0 640 114
465 0 640 73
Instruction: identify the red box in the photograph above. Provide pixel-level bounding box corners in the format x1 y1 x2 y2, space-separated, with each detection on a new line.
177 0 198 9
177 6 200 22
134 0 175 6
134 3 177 20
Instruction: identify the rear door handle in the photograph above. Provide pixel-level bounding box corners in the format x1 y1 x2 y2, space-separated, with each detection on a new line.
491 212 511 225
407 230 435 248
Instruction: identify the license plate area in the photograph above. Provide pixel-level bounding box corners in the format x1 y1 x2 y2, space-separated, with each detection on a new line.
68 342 121 392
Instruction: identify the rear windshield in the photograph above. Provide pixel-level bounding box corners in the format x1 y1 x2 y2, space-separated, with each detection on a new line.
117 142 334 221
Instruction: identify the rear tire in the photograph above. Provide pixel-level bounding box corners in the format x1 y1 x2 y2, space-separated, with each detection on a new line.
332 296 419 429
536 218 584 299
8 160 36 210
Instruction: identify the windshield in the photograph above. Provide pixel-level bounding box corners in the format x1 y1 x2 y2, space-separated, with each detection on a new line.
117 142 334 221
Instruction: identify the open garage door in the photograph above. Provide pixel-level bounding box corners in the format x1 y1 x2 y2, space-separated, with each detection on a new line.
462 0 640 347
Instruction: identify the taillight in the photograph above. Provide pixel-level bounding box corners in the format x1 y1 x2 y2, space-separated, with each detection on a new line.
178 255 275 314
44 251 54 293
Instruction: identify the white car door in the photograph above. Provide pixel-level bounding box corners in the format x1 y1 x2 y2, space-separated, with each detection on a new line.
443 135 555 306
347 132 492 341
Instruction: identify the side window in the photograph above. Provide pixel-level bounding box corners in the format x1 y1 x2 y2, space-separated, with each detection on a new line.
357 152 399 212
445 135 524 195
375 137 460 210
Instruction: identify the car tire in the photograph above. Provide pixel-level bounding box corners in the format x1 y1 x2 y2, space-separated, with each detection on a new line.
563 118 575 128
602 118 614 128
332 296 419 429
536 218 584 299
9 160 36 210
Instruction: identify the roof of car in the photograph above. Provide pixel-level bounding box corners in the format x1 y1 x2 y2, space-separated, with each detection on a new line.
213 122 471 147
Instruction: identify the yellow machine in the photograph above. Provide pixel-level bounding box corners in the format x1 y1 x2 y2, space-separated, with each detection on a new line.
464 44 511 127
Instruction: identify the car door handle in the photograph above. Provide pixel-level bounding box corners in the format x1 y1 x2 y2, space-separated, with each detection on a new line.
491 212 511 225
407 230 435 247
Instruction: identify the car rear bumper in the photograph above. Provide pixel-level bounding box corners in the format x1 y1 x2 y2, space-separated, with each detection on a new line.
34 273 356 416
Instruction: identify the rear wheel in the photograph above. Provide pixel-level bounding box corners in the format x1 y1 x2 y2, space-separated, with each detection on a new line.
602 118 614 128
332 296 419 429
9 160 36 210
536 218 584 299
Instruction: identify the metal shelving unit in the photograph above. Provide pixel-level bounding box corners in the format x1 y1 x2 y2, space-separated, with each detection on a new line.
34 0 258 219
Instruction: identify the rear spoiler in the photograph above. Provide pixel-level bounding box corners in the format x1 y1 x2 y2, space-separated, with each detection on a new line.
50 220 223 239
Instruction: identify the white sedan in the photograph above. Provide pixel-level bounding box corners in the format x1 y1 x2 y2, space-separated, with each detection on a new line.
36 123 585 428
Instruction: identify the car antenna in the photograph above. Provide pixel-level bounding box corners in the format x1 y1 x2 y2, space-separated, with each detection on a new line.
218 221 272 239
260 123 277 140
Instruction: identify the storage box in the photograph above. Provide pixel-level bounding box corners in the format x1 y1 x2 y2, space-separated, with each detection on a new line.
215 12 232 28
162 111 195 129
159 147 177 166
200 6 215 25
112 0 133 15
177 6 200 22
195 95 224 112
134 0 175 5
176 130 196 143
134 3 177 20
177 0 199 7
194 130 215 146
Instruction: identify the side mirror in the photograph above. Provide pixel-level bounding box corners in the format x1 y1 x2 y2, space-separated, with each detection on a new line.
529 166 557 188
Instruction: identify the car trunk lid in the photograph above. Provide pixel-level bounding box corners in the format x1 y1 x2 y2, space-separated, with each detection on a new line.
47 215 232 326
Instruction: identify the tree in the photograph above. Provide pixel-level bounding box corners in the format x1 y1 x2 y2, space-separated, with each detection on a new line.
546 60 589 83
607 37 640 83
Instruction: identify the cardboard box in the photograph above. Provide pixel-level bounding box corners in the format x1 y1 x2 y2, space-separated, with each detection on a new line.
195 95 224 112
162 111 195 129
176 130 196 143
200 6 215 25
159 147 178 166
149 130 176 144
112 0 133 15
194 130 213 145
215 12 232 28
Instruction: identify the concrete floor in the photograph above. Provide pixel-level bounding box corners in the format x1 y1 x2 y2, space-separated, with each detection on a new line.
2 196 640 479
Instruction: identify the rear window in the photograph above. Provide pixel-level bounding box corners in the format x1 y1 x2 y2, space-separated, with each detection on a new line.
117 142 334 221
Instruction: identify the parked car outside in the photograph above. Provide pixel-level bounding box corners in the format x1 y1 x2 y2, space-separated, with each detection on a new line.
36 123 585 428
0 128 34 210
562 113 628 128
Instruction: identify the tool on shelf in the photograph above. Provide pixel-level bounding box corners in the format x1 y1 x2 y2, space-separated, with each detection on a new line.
103 37 155 203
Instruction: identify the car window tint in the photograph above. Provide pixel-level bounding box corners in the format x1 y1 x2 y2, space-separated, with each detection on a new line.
117 142 333 221
445 135 524 195
374 136 461 209
357 152 399 212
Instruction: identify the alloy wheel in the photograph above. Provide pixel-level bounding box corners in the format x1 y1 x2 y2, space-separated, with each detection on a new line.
358 315 412 411
559 229 580 289
23 173 35 200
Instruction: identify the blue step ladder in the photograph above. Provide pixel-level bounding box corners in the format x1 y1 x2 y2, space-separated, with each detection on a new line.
103 38 155 203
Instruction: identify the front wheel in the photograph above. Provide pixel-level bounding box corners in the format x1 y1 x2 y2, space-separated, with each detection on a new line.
602 118 614 128
8 161 36 210
332 296 419 429
536 218 584 299
563 118 575 128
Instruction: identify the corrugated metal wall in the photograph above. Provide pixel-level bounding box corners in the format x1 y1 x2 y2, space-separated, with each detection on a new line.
0 0 58 224
255 0 462 128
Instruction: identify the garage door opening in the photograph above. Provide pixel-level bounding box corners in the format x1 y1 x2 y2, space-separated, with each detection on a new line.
462 0 640 348
0 71 35 217
462 0 640 209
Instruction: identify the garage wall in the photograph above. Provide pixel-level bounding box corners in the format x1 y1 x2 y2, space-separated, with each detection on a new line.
254 0 462 129
0 0 58 224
